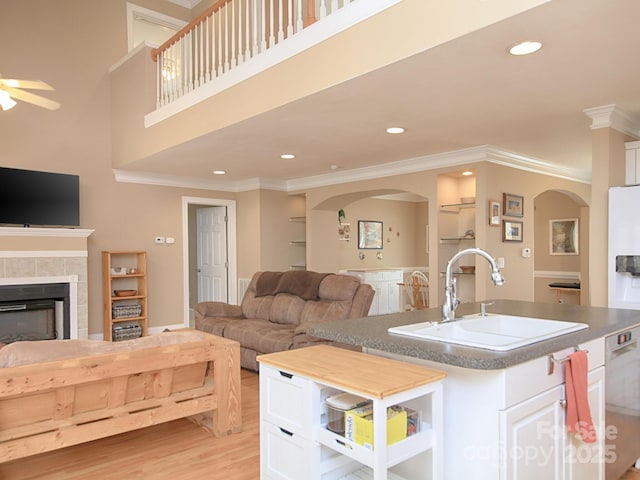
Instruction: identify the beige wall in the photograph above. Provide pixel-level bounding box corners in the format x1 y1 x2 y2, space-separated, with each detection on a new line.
303 159 590 307
0 1 243 335
533 191 582 304
329 197 428 271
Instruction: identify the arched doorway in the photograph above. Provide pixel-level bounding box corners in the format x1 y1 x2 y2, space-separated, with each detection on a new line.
533 190 589 305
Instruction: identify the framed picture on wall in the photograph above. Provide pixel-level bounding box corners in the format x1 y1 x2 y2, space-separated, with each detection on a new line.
549 218 579 255
503 220 523 242
358 220 383 249
503 193 524 217
489 200 501 226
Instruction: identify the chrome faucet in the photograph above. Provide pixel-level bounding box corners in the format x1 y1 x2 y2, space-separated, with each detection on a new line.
442 248 505 322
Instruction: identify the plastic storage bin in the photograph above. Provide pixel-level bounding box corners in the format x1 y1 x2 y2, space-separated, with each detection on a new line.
325 392 370 434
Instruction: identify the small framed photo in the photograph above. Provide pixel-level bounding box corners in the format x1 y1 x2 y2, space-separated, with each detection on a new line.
358 220 383 250
489 200 501 226
503 193 524 217
550 218 579 255
503 220 523 242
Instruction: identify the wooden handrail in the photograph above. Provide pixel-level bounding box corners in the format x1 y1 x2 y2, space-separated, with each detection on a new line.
151 0 233 62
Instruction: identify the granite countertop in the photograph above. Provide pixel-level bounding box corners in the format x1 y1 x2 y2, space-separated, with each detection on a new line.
310 300 640 370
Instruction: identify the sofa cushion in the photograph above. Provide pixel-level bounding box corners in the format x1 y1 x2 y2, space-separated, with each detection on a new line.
300 299 352 323
270 293 306 325
319 274 361 301
222 318 294 354
241 291 274 320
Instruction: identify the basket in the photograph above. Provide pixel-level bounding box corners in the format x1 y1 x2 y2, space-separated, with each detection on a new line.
112 304 142 319
112 321 142 341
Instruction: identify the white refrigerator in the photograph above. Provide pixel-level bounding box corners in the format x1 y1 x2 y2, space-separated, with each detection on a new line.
608 185 640 309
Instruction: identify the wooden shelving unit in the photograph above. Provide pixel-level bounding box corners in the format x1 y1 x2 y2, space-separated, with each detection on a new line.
102 251 148 341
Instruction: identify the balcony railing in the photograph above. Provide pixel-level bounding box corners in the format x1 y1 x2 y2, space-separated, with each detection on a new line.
151 0 357 109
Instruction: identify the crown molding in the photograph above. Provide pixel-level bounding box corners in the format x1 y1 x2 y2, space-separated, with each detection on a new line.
112 169 287 192
583 104 640 138
114 145 591 193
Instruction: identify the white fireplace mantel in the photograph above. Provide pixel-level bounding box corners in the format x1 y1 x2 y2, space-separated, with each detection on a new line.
0 227 94 238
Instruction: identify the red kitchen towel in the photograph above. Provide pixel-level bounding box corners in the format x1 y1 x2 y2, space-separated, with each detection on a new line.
564 350 597 443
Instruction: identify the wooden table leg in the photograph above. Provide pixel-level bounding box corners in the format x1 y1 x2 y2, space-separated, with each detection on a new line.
211 340 242 437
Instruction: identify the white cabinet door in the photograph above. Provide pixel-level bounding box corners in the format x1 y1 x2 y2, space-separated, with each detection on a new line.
501 384 565 480
564 366 605 480
501 366 606 480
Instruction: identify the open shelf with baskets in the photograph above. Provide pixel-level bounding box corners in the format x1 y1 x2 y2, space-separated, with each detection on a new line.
102 251 148 341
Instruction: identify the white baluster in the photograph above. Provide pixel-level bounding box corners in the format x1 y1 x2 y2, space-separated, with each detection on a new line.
156 52 161 108
268 0 275 48
277 0 284 42
183 32 189 95
296 0 303 32
199 22 204 86
244 0 251 61
224 4 230 72
231 0 237 67
169 44 175 102
287 0 293 37
260 0 267 52
205 14 211 82
331 0 338 14
252 0 259 56
217 8 223 76
320 0 327 18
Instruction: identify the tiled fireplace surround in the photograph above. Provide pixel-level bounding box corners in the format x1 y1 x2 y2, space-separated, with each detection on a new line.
0 227 94 340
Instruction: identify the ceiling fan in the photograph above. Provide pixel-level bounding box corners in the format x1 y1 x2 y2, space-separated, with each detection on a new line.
0 74 61 111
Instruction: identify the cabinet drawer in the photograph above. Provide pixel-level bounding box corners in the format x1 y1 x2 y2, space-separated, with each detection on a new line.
260 421 313 480
260 365 314 435
503 337 605 408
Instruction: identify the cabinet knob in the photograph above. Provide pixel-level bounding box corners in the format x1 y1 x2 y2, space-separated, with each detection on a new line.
559 399 567 408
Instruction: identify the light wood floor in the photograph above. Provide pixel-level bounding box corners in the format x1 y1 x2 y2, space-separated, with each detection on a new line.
0 369 638 479
0 369 260 480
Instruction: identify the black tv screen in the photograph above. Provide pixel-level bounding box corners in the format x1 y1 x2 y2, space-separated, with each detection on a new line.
0 167 80 227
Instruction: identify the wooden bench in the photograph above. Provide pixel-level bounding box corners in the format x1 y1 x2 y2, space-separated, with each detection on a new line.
0 330 241 462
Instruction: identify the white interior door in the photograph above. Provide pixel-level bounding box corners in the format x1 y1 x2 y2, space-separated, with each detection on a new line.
197 206 228 302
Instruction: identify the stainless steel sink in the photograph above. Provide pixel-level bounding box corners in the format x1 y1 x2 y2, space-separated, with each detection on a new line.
387 314 588 351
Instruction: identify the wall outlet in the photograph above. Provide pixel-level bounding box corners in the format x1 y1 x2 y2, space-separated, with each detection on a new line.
154 236 165 244
166 237 175 244
522 248 531 258
498 257 505 268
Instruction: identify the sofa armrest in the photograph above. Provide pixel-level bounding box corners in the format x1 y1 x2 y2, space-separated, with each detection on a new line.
194 302 243 320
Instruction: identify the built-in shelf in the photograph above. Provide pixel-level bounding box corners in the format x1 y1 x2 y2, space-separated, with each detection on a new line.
289 240 307 246
289 216 306 223
439 202 475 212
439 236 475 244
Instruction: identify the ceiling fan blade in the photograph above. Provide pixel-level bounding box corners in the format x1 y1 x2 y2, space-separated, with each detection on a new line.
0 78 53 90
5 86 60 110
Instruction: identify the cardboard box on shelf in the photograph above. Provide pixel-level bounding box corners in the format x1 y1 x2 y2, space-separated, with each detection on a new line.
345 405 408 450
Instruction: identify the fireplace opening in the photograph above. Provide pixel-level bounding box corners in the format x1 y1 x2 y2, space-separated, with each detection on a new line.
0 283 70 343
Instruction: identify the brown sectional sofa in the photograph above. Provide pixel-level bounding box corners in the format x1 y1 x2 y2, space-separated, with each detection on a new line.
195 270 375 370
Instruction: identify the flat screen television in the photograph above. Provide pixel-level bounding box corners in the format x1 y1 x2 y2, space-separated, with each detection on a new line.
0 167 80 227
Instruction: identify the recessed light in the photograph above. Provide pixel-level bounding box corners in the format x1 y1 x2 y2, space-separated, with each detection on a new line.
212 170 226 175
281 154 295 159
509 41 542 56
462 171 473 176
386 127 405 134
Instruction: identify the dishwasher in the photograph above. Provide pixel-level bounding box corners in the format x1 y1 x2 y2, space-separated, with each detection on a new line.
605 325 640 480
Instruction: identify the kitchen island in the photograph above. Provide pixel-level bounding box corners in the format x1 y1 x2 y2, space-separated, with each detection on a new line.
310 300 640 480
